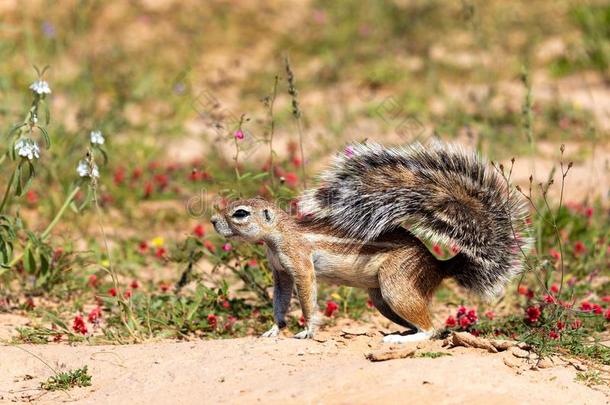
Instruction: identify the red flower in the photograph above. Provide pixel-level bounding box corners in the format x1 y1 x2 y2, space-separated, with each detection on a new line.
573 241 586 256
88 274 98 288
571 319 582 329
445 315 457 327
26 190 38 205
325 300 339 317
143 181 154 198
466 309 478 323
298 315 305 326
160 283 170 293
604 309 610 321
72 315 88 335
88 306 102 323
525 306 541 323
432 244 443 256
579 301 592 312
204 240 216 253
114 167 125 185
518 285 533 299
484 311 495 320
193 224 206 238
153 174 169 190
221 300 230 309
584 207 593 218
549 248 561 262
283 172 299 187
130 280 140 289
556 321 565 330
450 245 460 254
592 304 603 315
108 287 117 297
601 296 610 303
155 247 167 258
247 259 258 268
292 157 302 167
132 167 143 180
207 313 218 328
549 330 560 340
550 284 559 294
367 299 374 309
138 241 149 254
25 297 35 310
124 290 132 299
459 316 472 329
457 306 467 317
224 316 237 331
544 294 556 304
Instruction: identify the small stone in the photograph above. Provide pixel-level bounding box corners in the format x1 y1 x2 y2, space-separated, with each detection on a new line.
510 347 530 358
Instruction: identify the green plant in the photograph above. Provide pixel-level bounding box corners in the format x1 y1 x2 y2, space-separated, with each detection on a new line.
41 366 92 391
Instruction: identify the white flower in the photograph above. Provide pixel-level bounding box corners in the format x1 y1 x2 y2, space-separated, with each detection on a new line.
77 159 99 178
14 138 40 160
90 130 105 145
29 80 51 95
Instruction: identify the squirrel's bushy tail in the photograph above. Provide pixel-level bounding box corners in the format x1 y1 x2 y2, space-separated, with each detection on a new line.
299 142 532 298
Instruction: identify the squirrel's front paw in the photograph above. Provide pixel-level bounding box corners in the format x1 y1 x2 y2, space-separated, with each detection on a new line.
293 327 315 339
261 324 281 338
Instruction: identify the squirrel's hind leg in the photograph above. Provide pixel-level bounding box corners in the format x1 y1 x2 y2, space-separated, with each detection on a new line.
377 250 444 343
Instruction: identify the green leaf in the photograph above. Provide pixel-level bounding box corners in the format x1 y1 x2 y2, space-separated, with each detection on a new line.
23 247 36 274
38 126 51 148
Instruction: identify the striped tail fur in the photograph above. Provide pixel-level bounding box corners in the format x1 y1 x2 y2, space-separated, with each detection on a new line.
298 142 532 298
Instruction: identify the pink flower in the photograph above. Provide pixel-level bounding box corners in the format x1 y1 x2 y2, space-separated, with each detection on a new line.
222 243 232 252
234 130 244 140
584 207 593 218
445 315 457 327
601 296 610 303
484 311 495 320
325 300 339 317
550 284 559 294
571 319 582 329
124 290 132 299
284 172 299 187
72 315 88 335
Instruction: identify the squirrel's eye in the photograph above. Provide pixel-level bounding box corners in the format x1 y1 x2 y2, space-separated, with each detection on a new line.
231 209 250 219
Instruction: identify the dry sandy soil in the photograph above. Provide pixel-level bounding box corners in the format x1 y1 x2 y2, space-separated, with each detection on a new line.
1 319 609 405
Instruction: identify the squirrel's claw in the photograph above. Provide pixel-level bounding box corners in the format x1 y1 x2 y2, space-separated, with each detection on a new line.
293 327 314 339
261 324 281 338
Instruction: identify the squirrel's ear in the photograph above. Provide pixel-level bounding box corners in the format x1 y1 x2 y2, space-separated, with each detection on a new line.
262 208 274 223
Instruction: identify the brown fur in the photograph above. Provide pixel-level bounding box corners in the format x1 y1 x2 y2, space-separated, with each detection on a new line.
211 199 448 337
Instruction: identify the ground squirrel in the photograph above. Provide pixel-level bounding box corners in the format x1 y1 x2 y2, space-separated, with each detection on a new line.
211 142 531 342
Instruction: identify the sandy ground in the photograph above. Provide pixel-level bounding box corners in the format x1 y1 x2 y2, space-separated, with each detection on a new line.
1 322 609 405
